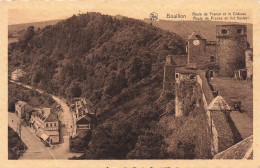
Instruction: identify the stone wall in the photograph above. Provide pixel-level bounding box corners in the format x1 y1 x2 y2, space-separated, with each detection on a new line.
196 73 234 156
196 74 218 155
173 70 234 156
188 39 207 68
163 65 175 92
245 49 253 79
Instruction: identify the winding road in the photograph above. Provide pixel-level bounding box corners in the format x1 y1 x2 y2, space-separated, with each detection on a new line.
9 80 78 159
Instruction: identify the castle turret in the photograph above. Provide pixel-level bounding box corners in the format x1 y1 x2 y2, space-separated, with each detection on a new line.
216 25 247 77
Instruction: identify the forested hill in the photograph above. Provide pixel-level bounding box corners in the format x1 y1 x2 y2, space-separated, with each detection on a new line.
8 12 187 159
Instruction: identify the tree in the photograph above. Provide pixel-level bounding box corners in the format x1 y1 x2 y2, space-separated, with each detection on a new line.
126 131 167 159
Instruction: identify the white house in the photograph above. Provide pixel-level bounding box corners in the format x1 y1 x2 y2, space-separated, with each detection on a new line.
11 69 26 81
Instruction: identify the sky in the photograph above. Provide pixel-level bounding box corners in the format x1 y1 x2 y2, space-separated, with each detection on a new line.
7 0 257 25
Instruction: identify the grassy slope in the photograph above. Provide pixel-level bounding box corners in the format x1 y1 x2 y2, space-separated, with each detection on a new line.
8 20 62 44
9 19 62 33
144 20 253 46
210 77 253 140
9 19 253 46
210 77 253 118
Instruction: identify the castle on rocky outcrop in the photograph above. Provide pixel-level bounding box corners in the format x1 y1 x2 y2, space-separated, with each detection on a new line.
163 24 253 93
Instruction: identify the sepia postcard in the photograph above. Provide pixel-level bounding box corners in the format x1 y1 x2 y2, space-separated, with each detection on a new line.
0 0 260 168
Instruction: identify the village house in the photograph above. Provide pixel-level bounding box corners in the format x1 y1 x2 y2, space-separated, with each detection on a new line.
76 113 96 134
69 98 97 152
15 101 33 119
30 108 59 144
11 69 26 81
74 98 95 119
70 113 96 152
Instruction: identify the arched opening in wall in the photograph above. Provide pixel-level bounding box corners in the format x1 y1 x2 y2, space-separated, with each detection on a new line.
175 73 179 79
189 74 195 80
237 29 242 34
221 29 227 34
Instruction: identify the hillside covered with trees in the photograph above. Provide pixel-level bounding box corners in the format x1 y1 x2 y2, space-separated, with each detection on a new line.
8 13 211 159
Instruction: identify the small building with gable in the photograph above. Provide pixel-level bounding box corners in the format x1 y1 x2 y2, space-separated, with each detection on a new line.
15 101 33 119
74 98 95 119
11 69 26 81
76 113 96 134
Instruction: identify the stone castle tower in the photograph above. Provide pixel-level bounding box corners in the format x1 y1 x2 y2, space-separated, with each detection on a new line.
187 32 207 68
216 25 248 77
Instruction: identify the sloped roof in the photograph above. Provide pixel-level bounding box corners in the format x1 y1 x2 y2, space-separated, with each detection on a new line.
16 101 27 107
213 135 253 159
76 115 92 125
50 102 58 110
42 108 51 119
45 112 58 122
32 108 58 122
175 67 197 74
12 69 25 74
72 130 89 139
187 31 207 40
208 96 231 111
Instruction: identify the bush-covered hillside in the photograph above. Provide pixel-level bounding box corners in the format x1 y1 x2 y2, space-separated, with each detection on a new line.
8 82 55 112
8 13 212 159
8 126 27 159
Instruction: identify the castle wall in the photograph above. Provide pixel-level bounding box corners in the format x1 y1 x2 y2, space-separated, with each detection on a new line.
206 43 216 63
175 92 183 117
196 74 219 155
163 65 175 92
216 25 247 77
245 49 253 79
163 55 188 93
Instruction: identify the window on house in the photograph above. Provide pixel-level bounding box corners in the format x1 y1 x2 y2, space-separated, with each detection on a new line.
54 123 56 127
46 123 48 127
237 29 242 34
50 123 52 127
221 29 227 34
210 56 215 62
